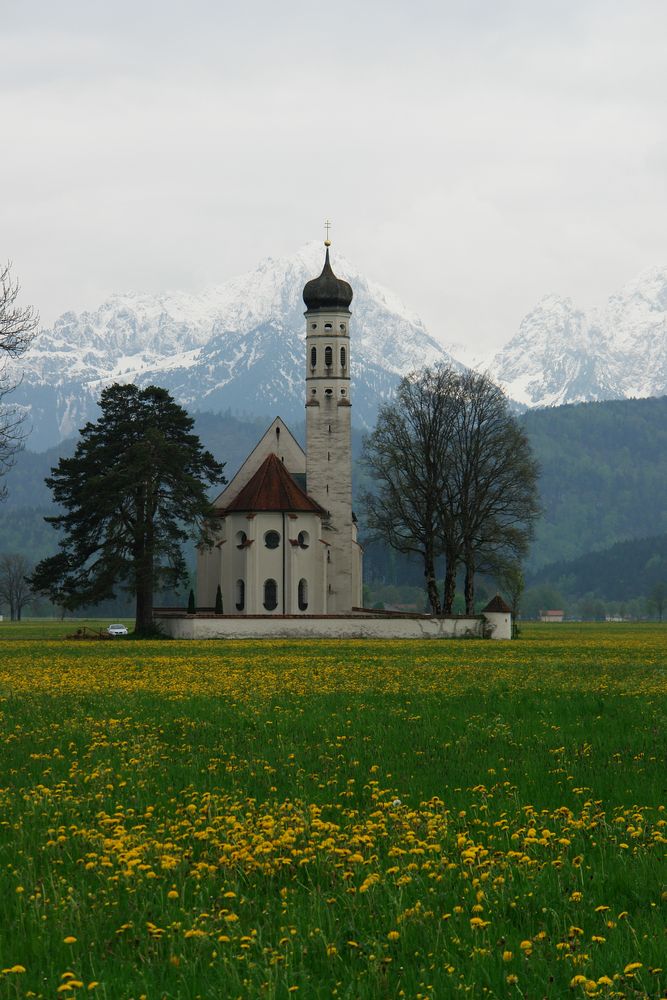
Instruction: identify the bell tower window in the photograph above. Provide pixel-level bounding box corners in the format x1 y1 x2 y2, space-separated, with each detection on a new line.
324 346 333 368
340 346 346 368
310 346 317 368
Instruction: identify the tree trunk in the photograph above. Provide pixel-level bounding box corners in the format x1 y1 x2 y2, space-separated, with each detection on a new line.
464 556 475 615
442 553 457 615
424 540 442 616
135 573 154 635
134 514 155 636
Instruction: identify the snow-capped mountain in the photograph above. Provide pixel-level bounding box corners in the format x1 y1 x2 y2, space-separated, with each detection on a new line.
13 249 667 451
15 243 459 449
487 266 667 407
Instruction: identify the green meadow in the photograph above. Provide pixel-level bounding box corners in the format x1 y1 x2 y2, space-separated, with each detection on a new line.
0 624 665 999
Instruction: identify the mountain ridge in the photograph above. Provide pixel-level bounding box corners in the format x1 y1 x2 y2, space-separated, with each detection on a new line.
488 264 667 406
8 248 667 449
12 243 458 449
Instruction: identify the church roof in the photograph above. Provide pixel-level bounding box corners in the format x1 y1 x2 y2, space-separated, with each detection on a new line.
482 595 512 613
221 453 325 515
303 246 353 312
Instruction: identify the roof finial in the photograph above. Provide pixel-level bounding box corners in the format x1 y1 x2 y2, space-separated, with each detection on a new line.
324 219 332 247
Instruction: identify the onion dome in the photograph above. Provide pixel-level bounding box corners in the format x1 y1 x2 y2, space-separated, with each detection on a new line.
303 247 353 311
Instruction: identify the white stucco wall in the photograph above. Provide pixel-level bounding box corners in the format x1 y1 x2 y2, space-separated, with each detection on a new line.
198 509 327 614
156 614 508 641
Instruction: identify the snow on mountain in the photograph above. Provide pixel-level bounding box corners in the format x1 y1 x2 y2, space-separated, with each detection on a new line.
15 243 460 449
15 247 667 451
603 266 667 399
487 266 667 408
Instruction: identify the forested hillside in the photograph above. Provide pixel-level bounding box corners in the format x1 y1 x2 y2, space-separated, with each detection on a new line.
527 533 667 601
521 395 667 570
1 396 666 610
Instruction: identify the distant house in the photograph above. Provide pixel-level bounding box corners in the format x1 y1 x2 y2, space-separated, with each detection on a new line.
539 609 564 622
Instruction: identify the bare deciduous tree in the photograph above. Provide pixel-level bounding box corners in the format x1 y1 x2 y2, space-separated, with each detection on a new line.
361 367 460 616
0 261 39 499
0 553 33 621
362 365 540 617
448 370 541 613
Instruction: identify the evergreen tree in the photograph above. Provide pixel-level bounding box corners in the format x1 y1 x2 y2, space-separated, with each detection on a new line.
30 384 225 635
188 589 196 614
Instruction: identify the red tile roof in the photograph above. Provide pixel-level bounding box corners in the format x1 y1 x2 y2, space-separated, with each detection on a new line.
482 595 512 613
221 453 325 515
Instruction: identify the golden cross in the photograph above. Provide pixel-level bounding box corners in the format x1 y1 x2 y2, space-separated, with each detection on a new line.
324 219 332 246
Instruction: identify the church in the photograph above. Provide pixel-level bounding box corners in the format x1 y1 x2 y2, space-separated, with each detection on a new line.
196 241 364 615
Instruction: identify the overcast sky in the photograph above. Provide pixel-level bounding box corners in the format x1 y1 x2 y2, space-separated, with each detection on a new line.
2 0 666 356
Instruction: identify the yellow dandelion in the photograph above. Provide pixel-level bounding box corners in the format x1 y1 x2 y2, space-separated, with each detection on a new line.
624 962 642 974
502 951 513 962
63 937 77 945
387 931 400 941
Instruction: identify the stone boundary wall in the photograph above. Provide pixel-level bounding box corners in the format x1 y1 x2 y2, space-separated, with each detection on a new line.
154 611 512 641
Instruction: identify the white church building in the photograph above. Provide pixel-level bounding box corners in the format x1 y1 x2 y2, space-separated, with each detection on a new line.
158 243 512 640
196 242 363 616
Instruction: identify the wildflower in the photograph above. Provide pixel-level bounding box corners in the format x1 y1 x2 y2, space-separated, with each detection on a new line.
63 937 77 945
387 931 400 941
167 890 179 900
502 951 513 962
623 963 642 975
506 973 518 984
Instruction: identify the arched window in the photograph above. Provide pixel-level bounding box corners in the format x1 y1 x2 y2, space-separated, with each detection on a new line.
310 346 317 368
324 345 333 367
235 579 245 611
340 346 346 368
236 530 247 549
264 530 280 549
297 530 309 549
298 578 308 612
263 579 277 611
324 322 332 330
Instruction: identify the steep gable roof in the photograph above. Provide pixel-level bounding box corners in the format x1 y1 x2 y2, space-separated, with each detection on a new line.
482 595 512 613
212 416 305 509
221 453 325 515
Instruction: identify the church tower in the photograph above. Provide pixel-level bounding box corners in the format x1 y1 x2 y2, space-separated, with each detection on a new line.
303 243 359 612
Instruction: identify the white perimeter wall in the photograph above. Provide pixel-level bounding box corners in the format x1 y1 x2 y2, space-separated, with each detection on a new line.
157 613 512 641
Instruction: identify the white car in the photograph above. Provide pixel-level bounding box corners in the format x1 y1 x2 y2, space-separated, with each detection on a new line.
107 624 129 636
